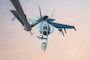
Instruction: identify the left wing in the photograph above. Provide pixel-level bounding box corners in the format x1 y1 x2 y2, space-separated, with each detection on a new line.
48 21 76 29
48 21 76 36
49 22 75 29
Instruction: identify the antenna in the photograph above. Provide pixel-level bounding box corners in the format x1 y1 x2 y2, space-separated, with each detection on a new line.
39 6 42 17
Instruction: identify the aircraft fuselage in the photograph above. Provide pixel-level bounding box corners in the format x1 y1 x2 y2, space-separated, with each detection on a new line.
40 16 50 51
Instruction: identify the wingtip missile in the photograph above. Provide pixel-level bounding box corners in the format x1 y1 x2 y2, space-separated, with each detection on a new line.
73 26 76 31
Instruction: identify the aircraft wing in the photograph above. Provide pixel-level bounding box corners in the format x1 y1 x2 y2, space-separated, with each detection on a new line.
48 21 76 30
48 21 76 36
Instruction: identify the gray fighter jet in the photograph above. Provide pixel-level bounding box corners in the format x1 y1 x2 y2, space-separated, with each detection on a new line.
10 0 76 51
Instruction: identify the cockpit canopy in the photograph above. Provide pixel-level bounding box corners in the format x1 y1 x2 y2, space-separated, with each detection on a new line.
43 15 48 20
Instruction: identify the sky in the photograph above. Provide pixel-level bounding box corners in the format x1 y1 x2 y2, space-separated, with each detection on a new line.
0 0 90 60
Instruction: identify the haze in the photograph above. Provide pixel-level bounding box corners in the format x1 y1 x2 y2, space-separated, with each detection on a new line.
0 0 90 60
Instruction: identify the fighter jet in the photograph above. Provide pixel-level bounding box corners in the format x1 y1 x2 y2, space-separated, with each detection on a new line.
10 0 76 51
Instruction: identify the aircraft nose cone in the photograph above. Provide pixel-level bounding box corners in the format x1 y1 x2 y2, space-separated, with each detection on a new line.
41 42 47 51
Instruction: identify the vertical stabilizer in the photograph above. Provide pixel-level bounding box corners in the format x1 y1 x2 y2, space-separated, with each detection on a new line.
39 6 42 17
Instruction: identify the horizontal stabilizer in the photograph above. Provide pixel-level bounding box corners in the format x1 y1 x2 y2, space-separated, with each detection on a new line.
10 10 24 25
10 0 32 31
10 0 28 25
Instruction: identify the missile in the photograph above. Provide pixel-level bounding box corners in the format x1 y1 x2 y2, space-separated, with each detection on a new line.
64 28 67 33
58 29 64 36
